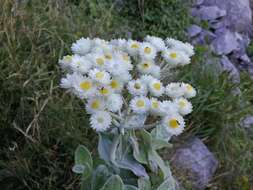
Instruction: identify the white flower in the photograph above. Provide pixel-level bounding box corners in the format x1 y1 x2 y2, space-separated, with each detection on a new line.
149 98 163 116
71 37 92 55
160 100 179 116
89 68 111 85
162 114 185 136
113 71 132 83
166 83 184 99
162 49 185 66
59 55 73 69
86 97 105 114
150 65 161 79
180 52 191 65
109 78 124 92
139 42 157 60
140 75 156 85
97 85 113 97
127 79 148 96
130 96 150 114
148 79 164 97
126 40 141 56
106 94 123 112
114 52 133 71
89 53 106 69
174 98 193 116
70 55 92 74
182 83 197 98
60 73 75 89
145 35 166 51
90 46 104 54
92 38 108 47
166 38 194 57
59 36 196 134
90 111 112 132
110 38 127 51
137 60 155 74
105 59 128 76
73 75 97 98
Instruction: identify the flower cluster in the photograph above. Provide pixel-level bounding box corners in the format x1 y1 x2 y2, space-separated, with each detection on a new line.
59 36 196 137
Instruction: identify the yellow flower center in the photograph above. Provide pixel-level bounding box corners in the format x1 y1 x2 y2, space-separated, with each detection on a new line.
168 119 179 129
91 100 100 109
110 80 119 89
142 62 150 69
153 83 161 90
131 43 139 49
152 101 159 109
76 61 81 65
99 87 109 95
96 72 104 79
144 47 151 54
179 100 186 108
170 52 177 59
134 83 141 89
186 84 193 91
105 54 112 60
136 100 145 108
97 117 104 123
96 58 104 65
63 55 72 62
80 81 92 90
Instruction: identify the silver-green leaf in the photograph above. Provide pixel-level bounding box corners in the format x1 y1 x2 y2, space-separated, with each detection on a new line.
100 175 123 190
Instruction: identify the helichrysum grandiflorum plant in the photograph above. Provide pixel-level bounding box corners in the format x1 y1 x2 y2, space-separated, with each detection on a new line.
59 36 196 190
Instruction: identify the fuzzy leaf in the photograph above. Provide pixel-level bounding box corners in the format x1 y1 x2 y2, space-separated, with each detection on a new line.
138 130 173 179
123 185 139 190
74 145 93 180
156 177 176 190
148 150 172 179
75 145 93 168
100 175 123 190
151 125 172 142
115 154 148 178
72 164 86 174
152 138 172 150
138 178 151 190
130 132 148 164
91 165 111 190
98 133 113 163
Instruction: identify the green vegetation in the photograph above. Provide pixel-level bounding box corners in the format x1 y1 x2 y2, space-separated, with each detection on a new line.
0 0 252 189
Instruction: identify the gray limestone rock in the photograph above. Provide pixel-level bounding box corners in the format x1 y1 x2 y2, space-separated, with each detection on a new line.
191 6 226 21
187 25 202 38
211 30 239 55
242 115 253 128
220 56 240 83
202 0 252 33
171 137 218 190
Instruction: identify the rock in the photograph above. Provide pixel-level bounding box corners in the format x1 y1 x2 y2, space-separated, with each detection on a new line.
209 19 226 30
187 25 202 38
242 115 253 128
171 137 218 190
202 0 252 33
220 56 240 83
194 0 204 6
211 29 239 55
191 30 216 45
191 6 226 20
240 54 251 63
